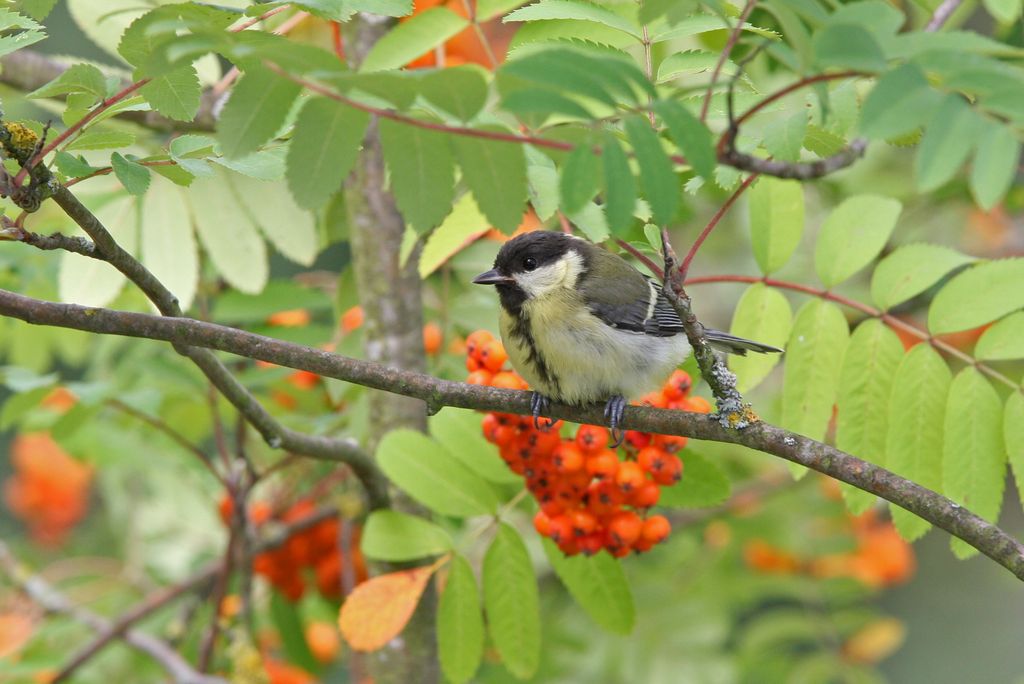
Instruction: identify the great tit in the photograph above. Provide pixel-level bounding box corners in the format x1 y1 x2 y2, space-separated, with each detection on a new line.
473 231 782 439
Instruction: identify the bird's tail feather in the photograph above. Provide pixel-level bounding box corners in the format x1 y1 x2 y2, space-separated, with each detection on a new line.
705 329 784 356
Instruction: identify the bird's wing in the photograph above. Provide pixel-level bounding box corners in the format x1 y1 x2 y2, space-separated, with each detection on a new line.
578 248 685 337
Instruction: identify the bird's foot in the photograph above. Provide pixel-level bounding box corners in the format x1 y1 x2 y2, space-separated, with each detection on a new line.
531 392 553 431
604 395 628 448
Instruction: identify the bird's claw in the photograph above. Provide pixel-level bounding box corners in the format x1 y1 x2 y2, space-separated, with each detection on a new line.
531 392 553 431
604 395 627 448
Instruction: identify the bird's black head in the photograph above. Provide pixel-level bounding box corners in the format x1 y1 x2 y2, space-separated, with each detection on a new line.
473 232 589 313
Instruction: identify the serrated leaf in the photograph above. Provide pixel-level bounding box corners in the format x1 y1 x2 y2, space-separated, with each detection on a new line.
541 539 634 634
803 125 847 157
859 64 940 140
526 147 558 220
1004 392 1024 505
600 132 636 233
28 63 105 99
438 555 484 684
813 23 887 72
64 130 135 152
187 173 268 294
915 94 979 192
656 49 739 83
380 118 455 234
815 195 901 287
339 563 439 651
929 259 1024 334
782 300 849 448
483 523 540 679
419 193 489 277
141 178 197 310
452 132 528 233
59 196 135 307
377 429 499 517
975 312 1024 360
217 66 301 159
748 177 804 275
658 451 731 507
501 49 621 108
763 112 808 163
560 143 600 215
361 7 468 72
944 368 1005 558
111 153 151 196
655 100 715 181
969 123 1020 211
870 243 972 311
984 0 1023 22
567 200 610 243
362 510 453 561
835 320 905 514
429 407 522 484
504 0 642 38
727 283 792 392
286 97 368 210
624 115 677 226
228 174 318 266
419 66 488 122
213 147 286 181
886 344 950 540
140 66 200 121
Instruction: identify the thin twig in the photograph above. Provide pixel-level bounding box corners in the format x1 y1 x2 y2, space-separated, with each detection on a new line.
678 173 758 280
700 0 758 123
106 398 220 479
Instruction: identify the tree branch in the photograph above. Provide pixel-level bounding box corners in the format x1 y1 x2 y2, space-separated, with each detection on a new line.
0 289 1021 580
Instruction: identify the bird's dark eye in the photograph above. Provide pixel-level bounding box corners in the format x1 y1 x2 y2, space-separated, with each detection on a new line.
523 256 538 271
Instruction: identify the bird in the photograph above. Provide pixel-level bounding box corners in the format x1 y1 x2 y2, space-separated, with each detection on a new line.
472 231 782 443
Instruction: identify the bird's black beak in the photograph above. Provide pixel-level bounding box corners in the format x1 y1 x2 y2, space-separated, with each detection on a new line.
473 269 515 286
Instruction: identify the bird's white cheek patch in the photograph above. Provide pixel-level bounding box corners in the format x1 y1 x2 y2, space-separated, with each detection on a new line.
515 251 585 299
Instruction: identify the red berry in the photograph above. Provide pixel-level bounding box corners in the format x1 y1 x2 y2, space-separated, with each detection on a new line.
575 425 610 454
663 370 692 401
652 454 684 485
465 329 495 360
641 515 671 544
480 339 509 373
615 461 645 493
548 515 573 543
629 481 661 509
578 533 604 556
533 510 553 537
466 369 493 385
553 442 584 473
585 480 623 517
637 446 667 475
653 434 688 454
625 430 651 450
608 510 643 547
585 450 620 479
570 509 598 536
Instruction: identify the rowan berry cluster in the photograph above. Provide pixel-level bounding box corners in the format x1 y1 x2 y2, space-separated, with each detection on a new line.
218 497 366 601
465 331 712 557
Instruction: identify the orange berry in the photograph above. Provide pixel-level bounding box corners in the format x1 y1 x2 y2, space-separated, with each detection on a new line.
578 533 604 556
641 515 671 544
585 450 619 479
625 430 651 449
663 370 692 401
40 386 77 413
466 370 494 386
218 494 234 526
637 447 667 475
490 371 527 390
652 454 683 485
423 323 443 355
465 329 495 359
608 510 642 546
466 354 484 372
575 425 610 454
267 309 311 327
286 370 319 389
264 657 315 684
305 620 341 663
638 390 668 408
480 339 509 373
629 481 661 509
552 442 584 473
684 395 712 414
585 480 623 517
615 461 645 493
569 509 598 536
653 434 688 454
340 306 364 333
548 515 573 543
533 510 553 537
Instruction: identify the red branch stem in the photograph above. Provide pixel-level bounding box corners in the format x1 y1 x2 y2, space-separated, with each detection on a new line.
678 173 759 280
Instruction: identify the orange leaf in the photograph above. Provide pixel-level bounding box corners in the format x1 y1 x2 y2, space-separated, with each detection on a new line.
338 562 440 652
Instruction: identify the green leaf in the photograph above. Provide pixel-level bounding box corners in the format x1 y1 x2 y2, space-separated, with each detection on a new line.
975 312 1024 360
483 523 540 679
504 0 642 38
762 112 807 163
624 115 677 226
419 193 489 277
541 539 634 634
870 243 973 311
915 94 979 192
58 196 135 307
650 14 781 43
377 429 499 517
64 130 135 152
814 194 901 287
803 125 847 157
859 63 940 140
111 153 151 196
655 100 715 181
228 174 318 266
782 300 849 447
338 0 412 17
748 177 804 275
16 0 58 21
526 147 558 220
213 147 286 181
969 123 1020 211
656 49 739 83
140 66 201 122
141 178 197 310
452 132 528 233
429 407 522 484
217 66 301 159
360 7 468 72
813 24 887 72
361 510 453 561
286 97 369 210
600 133 636 234
270 591 318 672
1004 392 1024 506
944 368 1006 558
658 451 731 508
886 344 950 540
28 63 105 99
567 201 610 242
501 49 620 108
728 283 792 392
929 258 1024 334
835 320 905 514
438 554 484 684
419 66 488 122
187 173 268 294
984 0 1023 22
54 152 100 178
560 143 600 215
380 118 455 234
